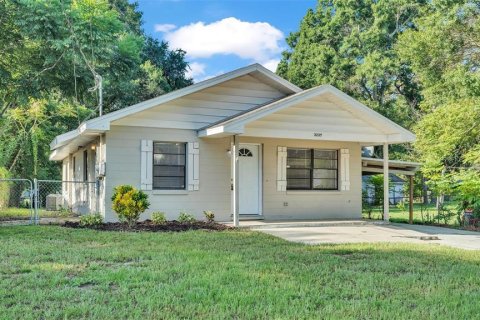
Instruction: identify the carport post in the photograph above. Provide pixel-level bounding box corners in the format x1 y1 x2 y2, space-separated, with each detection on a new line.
232 135 240 227
383 143 389 221
409 175 414 224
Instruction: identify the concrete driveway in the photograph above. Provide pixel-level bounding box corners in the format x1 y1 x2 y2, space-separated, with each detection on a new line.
250 222 480 250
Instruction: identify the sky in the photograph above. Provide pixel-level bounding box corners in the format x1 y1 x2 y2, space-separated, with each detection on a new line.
137 0 316 82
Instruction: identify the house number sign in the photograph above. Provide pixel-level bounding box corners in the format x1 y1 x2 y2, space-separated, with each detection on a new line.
314 132 323 137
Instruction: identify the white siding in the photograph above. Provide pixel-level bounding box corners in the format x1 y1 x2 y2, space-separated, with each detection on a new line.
104 126 232 222
240 137 362 220
111 75 288 130
104 125 362 222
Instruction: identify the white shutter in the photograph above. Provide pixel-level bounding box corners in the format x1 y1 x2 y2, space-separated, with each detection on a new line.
277 146 287 191
140 140 153 190
340 148 350 191
187 142 200 191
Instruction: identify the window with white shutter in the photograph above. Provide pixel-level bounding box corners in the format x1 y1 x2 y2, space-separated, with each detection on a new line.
277 146 287 191
340 148 350 191
187 142 200 191
140 140 153 190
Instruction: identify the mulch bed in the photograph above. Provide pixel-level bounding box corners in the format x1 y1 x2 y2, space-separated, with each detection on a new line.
63 220 232 232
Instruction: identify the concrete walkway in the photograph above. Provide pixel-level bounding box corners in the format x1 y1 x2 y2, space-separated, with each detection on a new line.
247 221 480 250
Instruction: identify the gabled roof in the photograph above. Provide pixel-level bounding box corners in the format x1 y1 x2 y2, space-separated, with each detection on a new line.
50 64 301 158
198 84 415 144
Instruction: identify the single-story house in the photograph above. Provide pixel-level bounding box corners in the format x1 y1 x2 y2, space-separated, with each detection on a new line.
49 64 415 224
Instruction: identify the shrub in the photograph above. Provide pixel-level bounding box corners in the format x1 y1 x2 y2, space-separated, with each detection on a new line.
178 212 195 223
79 213 103 227
111 185 150 228
203 210 215 222
0 167 10 209
152 211 167 225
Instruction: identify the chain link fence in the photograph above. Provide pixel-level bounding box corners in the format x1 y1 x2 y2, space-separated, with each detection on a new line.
0 178 98 224
0 179 35 224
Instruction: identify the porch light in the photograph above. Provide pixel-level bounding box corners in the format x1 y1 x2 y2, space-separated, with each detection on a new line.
91 144 96 150
226 149 232 158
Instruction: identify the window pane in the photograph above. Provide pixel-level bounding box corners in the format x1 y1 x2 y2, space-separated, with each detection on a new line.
154 154 185 166
287 178 310 189
313 169 337 179
153 177 185 189
314 159 337 169
287 168 310 179
313 179 337 189
287 158 312 168
153 166 185 177
154 142 185 154
287 148 311 159
314 150 337 159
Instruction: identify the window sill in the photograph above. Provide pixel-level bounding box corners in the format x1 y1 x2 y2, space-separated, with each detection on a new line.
151 190 188 195
286 190 342 195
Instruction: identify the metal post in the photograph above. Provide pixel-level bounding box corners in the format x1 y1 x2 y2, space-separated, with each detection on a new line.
232 135 240 227
409 175 414 224
33 178 39 225
383 143 389 221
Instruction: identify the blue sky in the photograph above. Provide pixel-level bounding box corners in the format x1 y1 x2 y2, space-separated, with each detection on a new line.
137 0 316 81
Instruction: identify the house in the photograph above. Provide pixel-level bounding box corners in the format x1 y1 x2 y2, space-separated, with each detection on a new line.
362 174 407 205
49 64 415 224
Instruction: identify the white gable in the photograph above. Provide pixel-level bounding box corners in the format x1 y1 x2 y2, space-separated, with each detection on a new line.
111 74 288 130
199 85 415 145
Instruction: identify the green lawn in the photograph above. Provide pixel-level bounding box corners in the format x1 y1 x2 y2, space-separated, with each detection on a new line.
363 202 461 225
0 207 75 221
1 226 480 319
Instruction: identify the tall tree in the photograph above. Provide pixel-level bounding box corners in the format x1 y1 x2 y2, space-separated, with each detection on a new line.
397 1 480 179
0 0 192 179
277 0 426 130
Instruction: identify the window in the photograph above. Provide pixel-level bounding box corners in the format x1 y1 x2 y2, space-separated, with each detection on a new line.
286 148 338 190
83 150 88 181
153 142 186 189
238 148 253 157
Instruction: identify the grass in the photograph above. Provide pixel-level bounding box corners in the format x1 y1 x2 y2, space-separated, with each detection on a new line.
363 202 460 225
0 207 74 221
1 226 480 319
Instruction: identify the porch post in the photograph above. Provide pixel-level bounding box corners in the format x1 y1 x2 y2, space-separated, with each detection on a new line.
232 135 240 227
409 175 414 224
383 143 389 221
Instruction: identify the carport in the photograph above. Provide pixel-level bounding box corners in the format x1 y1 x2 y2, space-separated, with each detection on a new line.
361 157 420 223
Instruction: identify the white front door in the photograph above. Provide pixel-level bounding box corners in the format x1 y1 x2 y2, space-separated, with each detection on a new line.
238 144 261 215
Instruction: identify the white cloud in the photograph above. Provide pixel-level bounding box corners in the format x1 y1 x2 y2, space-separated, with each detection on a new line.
186 62 207 80
262 59 280 72
154 23 177 33
164 17 284 62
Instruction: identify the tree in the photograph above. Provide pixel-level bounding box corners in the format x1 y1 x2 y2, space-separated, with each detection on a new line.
277 0 426 131
397 1 480 178
0 0 192 179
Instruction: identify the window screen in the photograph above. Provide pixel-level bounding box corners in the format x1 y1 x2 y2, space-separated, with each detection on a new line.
153 142 186 190
287 148 338 190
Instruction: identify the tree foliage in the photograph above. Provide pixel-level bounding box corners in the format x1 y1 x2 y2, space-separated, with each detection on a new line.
0 0 192 179
279 0 480 190
277 0 426 129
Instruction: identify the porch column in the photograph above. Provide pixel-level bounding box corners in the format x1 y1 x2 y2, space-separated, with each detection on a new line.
232 135 240 227
383 143 389 221
409 175 414 224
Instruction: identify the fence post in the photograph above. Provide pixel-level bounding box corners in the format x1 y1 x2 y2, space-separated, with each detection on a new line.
33 178 39 225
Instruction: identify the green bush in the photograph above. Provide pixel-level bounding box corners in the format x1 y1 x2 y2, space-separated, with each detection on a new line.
178 212 196 223
203 210 215 222
152 211 167 225
79 213 103 227
0 167 10 209
111 185 150 228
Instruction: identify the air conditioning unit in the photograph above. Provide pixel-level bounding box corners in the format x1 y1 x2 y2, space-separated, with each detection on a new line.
46 194 63 211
